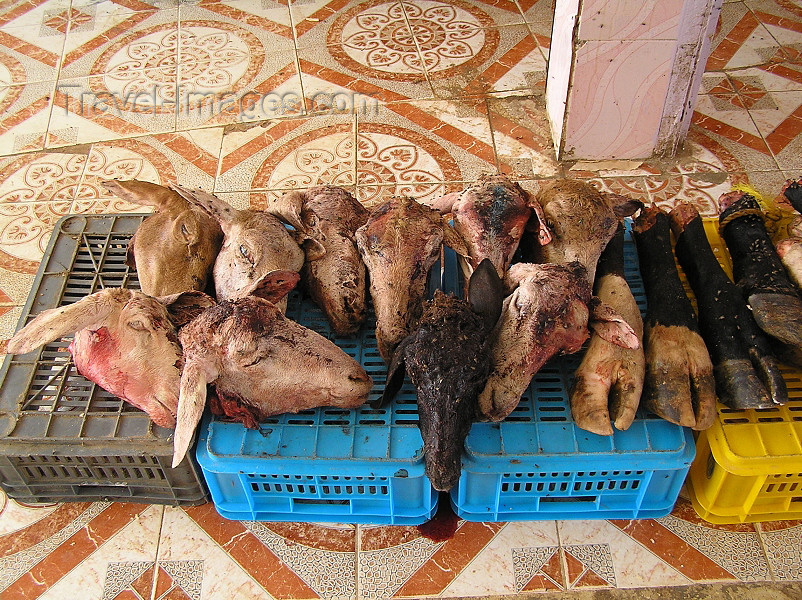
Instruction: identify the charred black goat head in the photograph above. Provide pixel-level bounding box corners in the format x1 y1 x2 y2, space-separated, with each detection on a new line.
377 259 504 491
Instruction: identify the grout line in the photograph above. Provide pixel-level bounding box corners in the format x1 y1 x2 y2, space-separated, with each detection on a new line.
287 0 308 118
150 505 167 600
754 523 778 582
398 0 438 99
355 524 361 600
484 96 504 173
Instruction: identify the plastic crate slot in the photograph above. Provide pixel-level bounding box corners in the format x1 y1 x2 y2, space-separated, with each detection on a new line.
294 498 349 505
541 496 597 503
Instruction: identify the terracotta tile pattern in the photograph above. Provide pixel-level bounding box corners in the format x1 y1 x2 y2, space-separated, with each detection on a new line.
0 0 801 598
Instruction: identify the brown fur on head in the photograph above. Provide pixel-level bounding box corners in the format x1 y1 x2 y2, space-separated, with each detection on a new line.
103 180 223 297
527 179 641 283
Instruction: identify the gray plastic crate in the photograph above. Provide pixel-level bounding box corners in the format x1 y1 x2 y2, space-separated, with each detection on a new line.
0 214 208 505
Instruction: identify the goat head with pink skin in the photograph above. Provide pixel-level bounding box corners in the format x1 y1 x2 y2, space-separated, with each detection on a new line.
267 186 370 335
427 174 551 279
478 262 639 421
170 184 305 311
5 288 214 429
172 275 373 467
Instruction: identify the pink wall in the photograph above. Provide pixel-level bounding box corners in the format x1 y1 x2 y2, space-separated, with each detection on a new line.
550 0 719 160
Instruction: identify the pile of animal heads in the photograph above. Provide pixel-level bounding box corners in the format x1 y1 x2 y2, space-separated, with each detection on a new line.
5 176 647 476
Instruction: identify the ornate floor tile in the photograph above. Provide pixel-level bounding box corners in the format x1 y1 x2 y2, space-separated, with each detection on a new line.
519 0 555 42
425 25 538 99
556 519 691 588
70 131 221 216
707 2 784 71
511 545 563 593
0 80 53 155
486 95 559 178
72 0 177 10
0 27 61 85
176 49 302 130
0 151 89 273
758 520 802 581
359 100 496 186
49 74 177 146
641 173 737 216
441 521 560 597
178 3 295 55
164 504 358 599
59 7 178 81
217 114 356 193
611 498 771 583
0 0 72 41
0 305 24 342
41 505 163 600
358 520 505 598
355 181 461 208
1 502 159 598
403 0 527 28
296 0 435 100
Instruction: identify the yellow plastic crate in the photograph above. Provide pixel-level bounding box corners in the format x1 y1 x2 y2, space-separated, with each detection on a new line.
683 220 802 523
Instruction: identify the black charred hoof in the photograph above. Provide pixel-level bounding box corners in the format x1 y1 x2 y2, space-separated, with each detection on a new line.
748 293 802 348
714 359 779 409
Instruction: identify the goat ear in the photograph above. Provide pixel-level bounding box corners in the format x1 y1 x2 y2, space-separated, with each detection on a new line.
468 258 504 330
606 192 643 218
525 197 552 245
302 238 326 261
428 191 461 214
245 270 300 304
169 184 238 228
374 335 413 409
158 291 215 328
266 190 306 232
171 211 199 245
102 179 175 209
441 218 470 258
173 360 211 468
590 299 640 349
5 289 127 355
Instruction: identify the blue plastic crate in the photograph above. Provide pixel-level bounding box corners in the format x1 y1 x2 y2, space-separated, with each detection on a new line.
450 223 696 521
195 266 443 524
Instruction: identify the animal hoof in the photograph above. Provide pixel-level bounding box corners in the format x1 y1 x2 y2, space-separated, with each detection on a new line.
714 359 776 409
748 292 802 348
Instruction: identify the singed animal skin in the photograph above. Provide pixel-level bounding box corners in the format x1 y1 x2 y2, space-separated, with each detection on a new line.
356 197 464 362
381 259 503 491
172 296 373 466
479 262 594 422
103 180 223 297
5 288 214 429
481 179 641 422
268 186 369 335
570 256 644 434
170 185 304 311
429 175 535 278
777 237 802 290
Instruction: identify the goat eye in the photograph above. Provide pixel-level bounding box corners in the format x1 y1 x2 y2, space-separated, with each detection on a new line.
127 320 147 331
239 245 253 263
181 223 189 237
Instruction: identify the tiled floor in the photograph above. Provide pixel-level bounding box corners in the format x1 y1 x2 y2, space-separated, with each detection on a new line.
0 0 801 598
